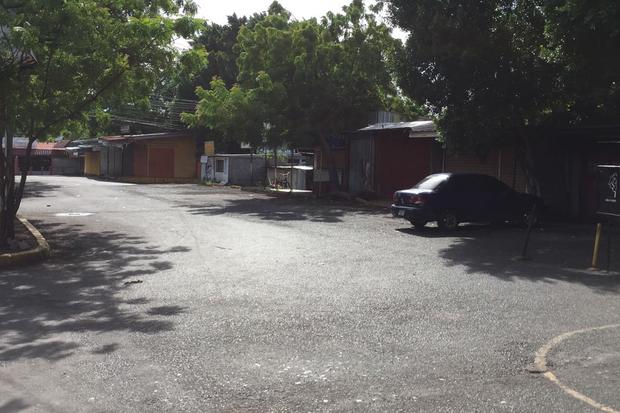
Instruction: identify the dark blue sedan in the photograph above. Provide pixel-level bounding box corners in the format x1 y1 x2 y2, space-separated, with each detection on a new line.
391 173 543 229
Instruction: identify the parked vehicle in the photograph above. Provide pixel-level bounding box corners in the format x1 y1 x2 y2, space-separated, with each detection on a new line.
391 173 543 230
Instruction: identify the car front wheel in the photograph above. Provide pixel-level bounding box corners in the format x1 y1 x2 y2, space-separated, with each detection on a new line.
438 211 459 230
410 219 427 229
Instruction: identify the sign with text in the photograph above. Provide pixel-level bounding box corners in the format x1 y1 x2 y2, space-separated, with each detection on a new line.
597 165 620 218
204 141 215 156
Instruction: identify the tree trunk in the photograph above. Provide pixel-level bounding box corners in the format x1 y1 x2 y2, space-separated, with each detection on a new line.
13 137 35 213
319 133 340 194
517 132 542 196
0 123 15 246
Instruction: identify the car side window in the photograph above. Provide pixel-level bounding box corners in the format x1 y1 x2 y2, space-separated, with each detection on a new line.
482 176 511 193
445 176 476 192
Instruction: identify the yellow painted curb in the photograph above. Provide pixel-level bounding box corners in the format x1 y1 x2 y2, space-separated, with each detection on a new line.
0 216 50 268
530 324 620 413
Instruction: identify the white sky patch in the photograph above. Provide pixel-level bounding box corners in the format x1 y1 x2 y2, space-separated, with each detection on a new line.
176 0 408 49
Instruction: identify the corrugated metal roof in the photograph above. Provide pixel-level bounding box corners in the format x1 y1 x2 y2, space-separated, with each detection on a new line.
100 132 190 143
2 138 72 153
359 120 436 133
13 148 52 156
213 153 257 158
37 142 69 151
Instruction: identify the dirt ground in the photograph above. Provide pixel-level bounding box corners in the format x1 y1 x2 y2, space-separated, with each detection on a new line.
0 219 36 254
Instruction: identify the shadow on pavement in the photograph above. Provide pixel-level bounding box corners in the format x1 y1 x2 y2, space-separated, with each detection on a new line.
21 180 62 199
180 196 386 224
0 399 29 413
0 221 190 363
399 223 620 294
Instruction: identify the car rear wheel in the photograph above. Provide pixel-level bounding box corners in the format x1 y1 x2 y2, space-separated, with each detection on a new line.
438 211 458 230
409 219 427 228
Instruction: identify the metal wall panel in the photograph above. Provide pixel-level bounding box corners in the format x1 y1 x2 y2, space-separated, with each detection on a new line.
348 136 375 194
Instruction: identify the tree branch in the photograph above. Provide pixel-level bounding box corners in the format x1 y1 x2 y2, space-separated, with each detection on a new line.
37 68 128 135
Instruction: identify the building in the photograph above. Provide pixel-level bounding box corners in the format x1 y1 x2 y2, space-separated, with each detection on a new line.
312 120 529 199
2 137 81 175
267 165 314 190
78 132 201 182
203 154 267 186
333 120 620 220
347 121 442 198
534 125 620 219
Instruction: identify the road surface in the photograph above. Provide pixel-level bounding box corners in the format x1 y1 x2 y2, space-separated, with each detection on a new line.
2 176 620 412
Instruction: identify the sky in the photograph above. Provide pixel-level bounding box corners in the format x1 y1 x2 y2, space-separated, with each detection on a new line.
194 0 355 23
190 0 407 40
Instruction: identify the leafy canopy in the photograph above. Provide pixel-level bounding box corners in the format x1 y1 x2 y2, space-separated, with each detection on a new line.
0 0 201 139
388 0 620 155
183 1 407 149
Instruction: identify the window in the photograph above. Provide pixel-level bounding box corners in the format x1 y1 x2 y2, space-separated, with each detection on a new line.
479 176 510 193
216 159 225 173
445 175 475 192
414 174 450 190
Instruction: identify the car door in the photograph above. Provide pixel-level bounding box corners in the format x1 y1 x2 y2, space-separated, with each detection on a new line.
463 175 491 221
437 175 483 221
479 176 513 222
451 175 502 222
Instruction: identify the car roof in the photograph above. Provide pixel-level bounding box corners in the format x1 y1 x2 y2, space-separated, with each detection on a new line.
443 172 499 179
426 172 497 179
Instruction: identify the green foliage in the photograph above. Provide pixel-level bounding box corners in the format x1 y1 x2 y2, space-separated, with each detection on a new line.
182 76 267 147
0 0 200 139
186 0 405 151
543 0 620 123
0 0 199 244
388 0 620 155
389 0 557 155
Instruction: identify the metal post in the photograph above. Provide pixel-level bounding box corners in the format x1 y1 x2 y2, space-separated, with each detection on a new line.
607 221 613 273
519 204 537 260
250 150 254 186
590 222 603 270
290 150 294 194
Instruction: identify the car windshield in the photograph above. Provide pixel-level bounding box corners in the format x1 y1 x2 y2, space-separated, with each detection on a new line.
413 174 449 190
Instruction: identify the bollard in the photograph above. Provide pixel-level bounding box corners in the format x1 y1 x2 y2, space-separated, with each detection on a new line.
519 203 537 260
607 222 613 273
590 223 603 270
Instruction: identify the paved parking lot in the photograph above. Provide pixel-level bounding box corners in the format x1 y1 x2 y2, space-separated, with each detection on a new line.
2 176 620 412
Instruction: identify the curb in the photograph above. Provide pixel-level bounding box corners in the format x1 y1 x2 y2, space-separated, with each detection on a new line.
240 187 313 198
0 216 50 268
354 197 392 210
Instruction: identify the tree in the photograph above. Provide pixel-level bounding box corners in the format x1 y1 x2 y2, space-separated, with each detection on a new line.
388 0 620 194
185 1 406 191
177 14 247 99
543 0 620 124
0 0 200 246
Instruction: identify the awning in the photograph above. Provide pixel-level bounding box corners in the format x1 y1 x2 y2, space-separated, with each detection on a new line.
12 148 52 156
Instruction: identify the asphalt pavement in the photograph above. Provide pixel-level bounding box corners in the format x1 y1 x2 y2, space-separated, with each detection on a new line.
2 176 620 412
